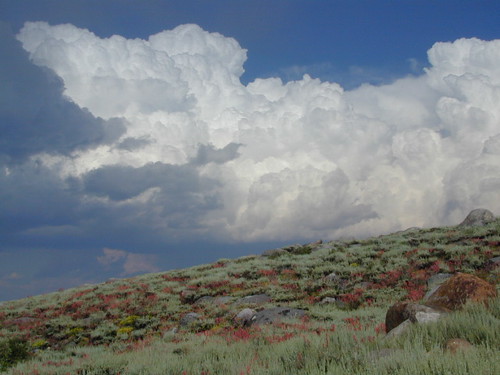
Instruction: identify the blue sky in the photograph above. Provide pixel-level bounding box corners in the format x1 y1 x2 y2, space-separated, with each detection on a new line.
1 0 500 301
4 0 500 87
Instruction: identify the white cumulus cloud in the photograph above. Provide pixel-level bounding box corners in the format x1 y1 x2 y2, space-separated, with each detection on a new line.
11 22 500 245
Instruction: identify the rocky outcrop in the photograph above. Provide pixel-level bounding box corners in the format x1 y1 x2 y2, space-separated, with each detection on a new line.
194 296 233 305
385 272 497 339
458 208 495 227
250 307 307 326
179 312 200 327
385 302 447 334
234 294 271 306
425 273 497 311
234 308 256 326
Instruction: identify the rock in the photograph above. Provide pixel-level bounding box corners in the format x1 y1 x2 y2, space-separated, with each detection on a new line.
194 296 214 305
488 256 500 267
405 303 446 324
194 296 233 305
213 296 233 305
425 273 497 311
234 294 271 306
424 273 452 300
179 312 200 327
320 297 337 304
385 319 412 339
324 272 340 283
385 302 409 333
234 308 256 326
385 302 446 333
319 296 348 309
250 307 307 326
445 338 473 354
458 208 495 227
179 289 197 304
427 273 452 289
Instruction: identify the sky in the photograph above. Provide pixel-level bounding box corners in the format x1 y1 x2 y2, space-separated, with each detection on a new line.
1 0 500 301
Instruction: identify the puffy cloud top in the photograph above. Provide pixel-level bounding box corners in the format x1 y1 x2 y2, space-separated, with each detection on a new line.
5 22 500 246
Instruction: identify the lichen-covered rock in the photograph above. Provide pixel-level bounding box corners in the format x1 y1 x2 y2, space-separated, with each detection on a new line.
424 273 452 300
425 273 497 311
458 208 495 227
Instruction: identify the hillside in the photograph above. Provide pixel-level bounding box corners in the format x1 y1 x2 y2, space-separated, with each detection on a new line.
1 212 499 374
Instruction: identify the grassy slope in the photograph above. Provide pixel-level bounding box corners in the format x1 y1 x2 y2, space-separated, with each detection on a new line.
1 220 499 374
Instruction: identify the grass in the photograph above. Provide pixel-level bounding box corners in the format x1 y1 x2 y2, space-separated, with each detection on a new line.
0 219 499 374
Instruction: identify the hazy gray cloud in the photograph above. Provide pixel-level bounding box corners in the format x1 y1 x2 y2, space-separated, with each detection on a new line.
116 137 151 151
191 143 242 165
82 162 217 202
0 23 125 164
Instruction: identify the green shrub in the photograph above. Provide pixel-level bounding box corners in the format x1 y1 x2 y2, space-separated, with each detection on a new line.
0 338 30 371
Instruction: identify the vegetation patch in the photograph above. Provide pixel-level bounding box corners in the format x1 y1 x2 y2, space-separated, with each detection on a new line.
0 218 498 374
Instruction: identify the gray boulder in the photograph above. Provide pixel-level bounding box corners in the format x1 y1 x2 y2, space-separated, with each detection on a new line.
195 296 233 305
319 296 348 309
385 319 412 339
234 294 271 306
320 297 338 304
458 208 495 227
405 303 446 324
324 272 340 283
234 308 256 326
194 296 214 305
179 312 200 327
250 307 307 326
385 302 447 336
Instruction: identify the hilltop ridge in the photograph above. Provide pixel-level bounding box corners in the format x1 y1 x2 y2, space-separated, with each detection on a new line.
0 211 499 374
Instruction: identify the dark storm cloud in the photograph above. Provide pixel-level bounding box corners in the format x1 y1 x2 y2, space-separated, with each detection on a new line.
0 22 125 163
0 162 78 235
82 162 216 201
191 143 242 166
116 137 151 151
